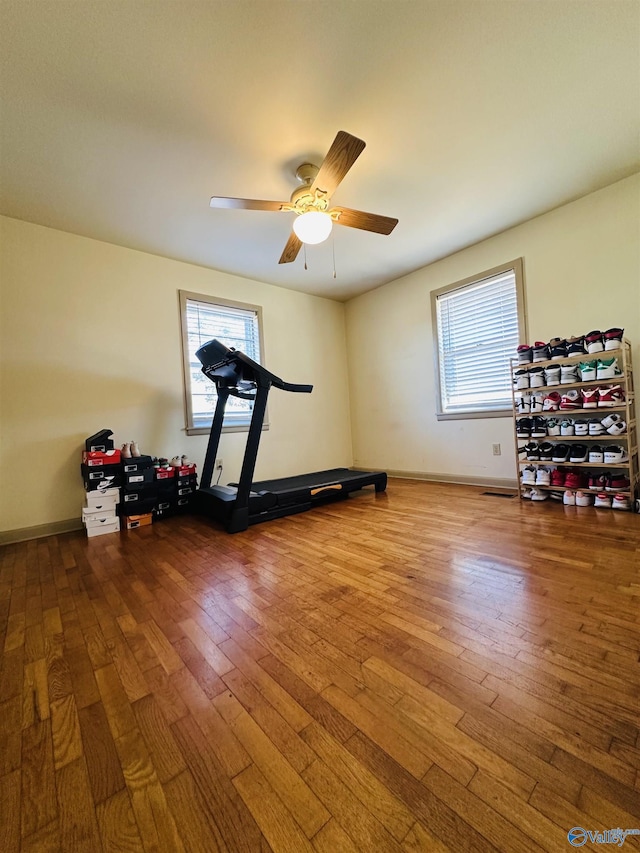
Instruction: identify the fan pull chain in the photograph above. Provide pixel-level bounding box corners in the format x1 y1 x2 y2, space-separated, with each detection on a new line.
304 244 308 271
332 234 336 279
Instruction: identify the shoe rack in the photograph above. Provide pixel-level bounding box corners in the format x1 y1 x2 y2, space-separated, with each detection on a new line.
512 339 638 509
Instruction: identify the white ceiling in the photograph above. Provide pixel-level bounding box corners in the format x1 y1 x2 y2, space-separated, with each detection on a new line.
1 1 639 301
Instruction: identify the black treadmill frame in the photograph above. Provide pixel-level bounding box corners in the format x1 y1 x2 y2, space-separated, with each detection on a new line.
194 340 386 533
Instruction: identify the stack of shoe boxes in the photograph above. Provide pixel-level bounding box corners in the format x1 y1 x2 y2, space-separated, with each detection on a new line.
120 454 157 529
154 461 198 519
81 430 122 537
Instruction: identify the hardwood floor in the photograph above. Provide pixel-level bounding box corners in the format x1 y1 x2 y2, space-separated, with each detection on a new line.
1 478 639 852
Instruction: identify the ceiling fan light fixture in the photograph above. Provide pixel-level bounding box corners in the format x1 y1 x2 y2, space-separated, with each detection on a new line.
292 211 333 245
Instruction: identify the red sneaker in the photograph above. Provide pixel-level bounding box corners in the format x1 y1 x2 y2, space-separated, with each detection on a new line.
597 385 625 407
550 469 566 487
580 387 599 408
565 469 587 490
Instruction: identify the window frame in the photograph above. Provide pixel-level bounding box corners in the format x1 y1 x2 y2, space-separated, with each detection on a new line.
179 289 267 436
431 258 527 421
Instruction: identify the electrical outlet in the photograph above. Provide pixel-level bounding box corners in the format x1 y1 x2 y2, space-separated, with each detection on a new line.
215 458 223 470
492 444 501 456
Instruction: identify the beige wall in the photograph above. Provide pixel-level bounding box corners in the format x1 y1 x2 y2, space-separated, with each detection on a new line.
345 174 640 483
0 217 353 533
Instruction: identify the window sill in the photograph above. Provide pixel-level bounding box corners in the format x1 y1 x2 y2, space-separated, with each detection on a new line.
186 423 270 436
436 409 512 422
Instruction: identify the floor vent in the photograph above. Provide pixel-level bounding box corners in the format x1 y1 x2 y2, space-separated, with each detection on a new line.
481 491 515 498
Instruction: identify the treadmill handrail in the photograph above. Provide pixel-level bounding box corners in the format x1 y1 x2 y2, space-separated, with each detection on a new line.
277 380 313 393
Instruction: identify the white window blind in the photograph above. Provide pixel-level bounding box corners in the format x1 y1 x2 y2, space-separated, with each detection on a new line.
436 269 519 414
182 296 262 430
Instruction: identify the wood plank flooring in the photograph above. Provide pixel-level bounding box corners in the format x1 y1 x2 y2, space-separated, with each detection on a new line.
1 478 639 852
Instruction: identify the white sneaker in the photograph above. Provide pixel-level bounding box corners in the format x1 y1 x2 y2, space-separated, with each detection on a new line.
521 466 537 485
579 361 597 381
612 494 631 511
560 365 579 384
516 395 531 414
563 490 576 506
560 419 575 436
535 467 551 487
594 492 611 508
181 455 192 466
603 446 628 464
170 456 182 467
606 420 627 436
131 441 141 457
596 358 622 380
529 367 546 388
588 446 604 463
514 370 530 390
544 365 561 386
521 488 533 500
530 394 544 413
530 488 549 501
601 413 621 429
121 442 132 459
547 419 561 436
576 491 594 507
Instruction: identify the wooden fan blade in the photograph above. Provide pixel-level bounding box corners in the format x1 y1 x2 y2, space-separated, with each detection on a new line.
209 197 288 211
310 131 366 199
279 231 303 264
331 207 398 235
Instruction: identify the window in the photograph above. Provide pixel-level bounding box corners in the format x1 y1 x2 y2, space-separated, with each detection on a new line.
179 290 264 434
432 259 526 419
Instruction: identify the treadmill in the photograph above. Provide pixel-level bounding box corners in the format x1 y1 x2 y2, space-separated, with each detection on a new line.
193 339 387 533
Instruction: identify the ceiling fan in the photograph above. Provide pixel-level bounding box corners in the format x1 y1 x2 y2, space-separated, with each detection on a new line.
209 131 398 265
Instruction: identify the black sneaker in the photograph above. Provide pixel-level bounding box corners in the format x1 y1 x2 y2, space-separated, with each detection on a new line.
569 444 588 463
549 339 567 359
517 344 533 364
532 342 550 362
516 418 532 438
538 442 554 461
524 442 540 460
531 416 547 438
552 444 571 463
566 335 587 356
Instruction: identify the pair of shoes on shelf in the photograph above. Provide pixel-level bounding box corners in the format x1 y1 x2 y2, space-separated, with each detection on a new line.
563 490 594 507
170 455 192 467
121 441 141 458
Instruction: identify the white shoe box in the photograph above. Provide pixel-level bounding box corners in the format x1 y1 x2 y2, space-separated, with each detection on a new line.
84 517 120 537
82 505 117 522
85 487 120 510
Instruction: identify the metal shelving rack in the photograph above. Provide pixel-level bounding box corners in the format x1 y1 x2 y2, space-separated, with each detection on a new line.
512 340 638 508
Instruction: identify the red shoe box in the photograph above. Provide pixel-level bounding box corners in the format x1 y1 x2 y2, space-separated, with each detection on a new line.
155 467 175 480
83 449 121 467
176 464 197 477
